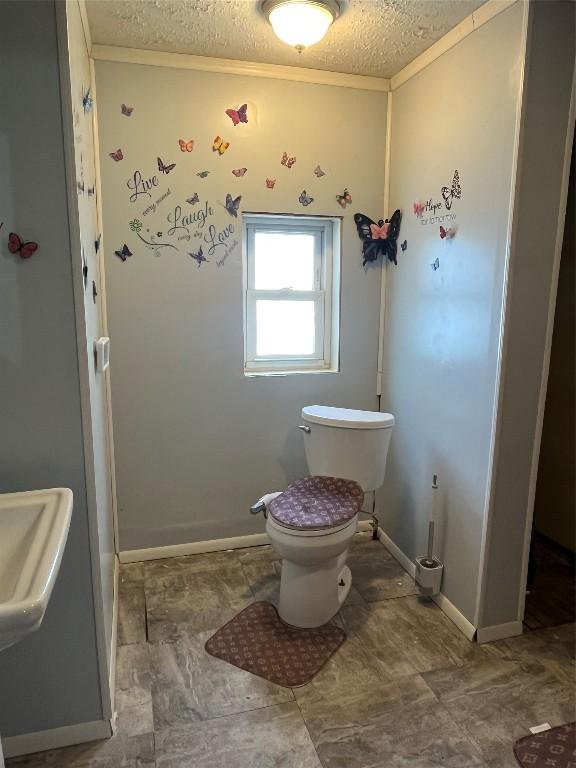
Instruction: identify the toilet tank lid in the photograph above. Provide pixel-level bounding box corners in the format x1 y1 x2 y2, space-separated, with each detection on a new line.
301 405 395 430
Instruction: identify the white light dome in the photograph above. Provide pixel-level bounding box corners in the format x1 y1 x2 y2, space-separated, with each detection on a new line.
265 1 338 51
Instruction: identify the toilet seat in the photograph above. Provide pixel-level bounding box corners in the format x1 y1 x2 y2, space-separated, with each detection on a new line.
268 476 364 533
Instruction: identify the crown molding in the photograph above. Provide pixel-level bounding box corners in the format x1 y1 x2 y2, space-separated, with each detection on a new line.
391 0 519 90
91 45 390 92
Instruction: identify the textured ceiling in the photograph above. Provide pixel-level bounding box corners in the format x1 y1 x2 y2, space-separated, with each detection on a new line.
85 0 487 78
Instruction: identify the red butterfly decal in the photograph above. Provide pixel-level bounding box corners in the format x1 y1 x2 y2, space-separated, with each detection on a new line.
232 167 247 177
179 139 194 152
439 225 456 240
109 149 123 162
225 103 248 127
8 232 38 259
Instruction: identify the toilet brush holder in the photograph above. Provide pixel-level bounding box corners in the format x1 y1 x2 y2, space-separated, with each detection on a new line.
415 556 444 596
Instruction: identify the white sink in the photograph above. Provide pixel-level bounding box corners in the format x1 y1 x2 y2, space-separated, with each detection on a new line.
0 488 73 652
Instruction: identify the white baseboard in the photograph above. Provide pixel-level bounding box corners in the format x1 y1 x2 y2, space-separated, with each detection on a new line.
476 620 524 644
119 521 374 564
377 526 477 642
377 526 417 577
2 719 112 759
432 591 476 641
108 555 119 718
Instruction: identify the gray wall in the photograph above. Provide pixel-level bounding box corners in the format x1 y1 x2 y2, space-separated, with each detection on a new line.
95 61 387 551
379 3 526 624
0 0 103 735
479 0 575 629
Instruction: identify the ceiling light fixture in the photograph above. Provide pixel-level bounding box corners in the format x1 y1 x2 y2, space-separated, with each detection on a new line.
262 0 340 52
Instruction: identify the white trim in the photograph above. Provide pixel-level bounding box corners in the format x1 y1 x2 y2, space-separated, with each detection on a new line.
516 69 576 624
90 55 120 556
391 0 518 91
119 521 374 563
91 45 390 92
377 526 416 577
377 527 476 641
77 0 92 54
56 0 114 722
432 591 476 642
108 556 119 718
2 720 112 759
474 0 530 629
377 90 393 396
476 620 524 644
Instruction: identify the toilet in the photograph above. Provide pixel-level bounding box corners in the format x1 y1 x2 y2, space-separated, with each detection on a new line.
258 405 394 628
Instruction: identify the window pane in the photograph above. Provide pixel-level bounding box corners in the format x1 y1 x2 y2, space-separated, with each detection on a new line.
254 232 315 290
256 300 315 356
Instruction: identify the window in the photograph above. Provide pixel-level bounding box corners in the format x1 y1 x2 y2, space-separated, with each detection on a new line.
243 214 340 374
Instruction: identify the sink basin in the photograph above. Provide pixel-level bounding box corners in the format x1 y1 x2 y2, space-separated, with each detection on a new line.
0 488 73 652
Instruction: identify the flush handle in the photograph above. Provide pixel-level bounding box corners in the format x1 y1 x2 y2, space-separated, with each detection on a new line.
298 425 311 433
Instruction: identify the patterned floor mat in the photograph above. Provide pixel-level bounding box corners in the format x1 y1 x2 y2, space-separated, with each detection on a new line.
205 601 346 688
514 723 575 767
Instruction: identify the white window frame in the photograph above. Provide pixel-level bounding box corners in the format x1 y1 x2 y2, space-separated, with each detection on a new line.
243 214 341 375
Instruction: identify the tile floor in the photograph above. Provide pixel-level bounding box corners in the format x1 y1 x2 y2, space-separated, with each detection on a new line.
7 533 576 767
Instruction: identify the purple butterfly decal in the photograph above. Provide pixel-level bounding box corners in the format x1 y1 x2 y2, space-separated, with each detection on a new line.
225 193 241 217
225 103 248 126
189 246 208 267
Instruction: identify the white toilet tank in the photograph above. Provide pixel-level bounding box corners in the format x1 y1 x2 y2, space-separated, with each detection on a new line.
301 405 395 492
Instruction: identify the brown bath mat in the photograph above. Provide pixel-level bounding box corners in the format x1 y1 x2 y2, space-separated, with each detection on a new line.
514 723 575 767
205 601 346 688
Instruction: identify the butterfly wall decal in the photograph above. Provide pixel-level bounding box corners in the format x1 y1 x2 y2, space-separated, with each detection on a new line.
400 240 408 252
354 209 402 266
82 250 88 289
441 169 461 210
82 86 93 114
92 280 98 303
197 170 210 178
413 201 425 217
121 103 134 117
179 139 194 152
95 233 101 253
157 157 176 174
299 190 314 207
109 149 123 162
213 136 230 155
8 232 38 259
266 178 276 189
281 152 296 169
225 193 242 218
232 167 247 177
186 193 200 205
336 188 352 208
87 185 95 197
431 257 440 271
314 165 326 178
225 103 248 126
439 225 457 239
190 246 208 267
115 243 132 262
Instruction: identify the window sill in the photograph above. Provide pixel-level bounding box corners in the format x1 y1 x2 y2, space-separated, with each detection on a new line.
244 368 339 378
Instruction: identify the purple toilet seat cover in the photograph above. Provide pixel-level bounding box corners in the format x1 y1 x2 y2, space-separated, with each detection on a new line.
269 476 364 530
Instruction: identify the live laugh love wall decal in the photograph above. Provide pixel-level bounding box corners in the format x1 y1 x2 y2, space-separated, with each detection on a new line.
107 96 356 272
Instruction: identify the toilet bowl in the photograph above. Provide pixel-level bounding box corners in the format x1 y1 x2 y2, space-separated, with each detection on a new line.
261 406 394 629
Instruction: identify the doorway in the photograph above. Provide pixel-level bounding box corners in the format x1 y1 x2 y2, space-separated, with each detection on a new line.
524 140 575 630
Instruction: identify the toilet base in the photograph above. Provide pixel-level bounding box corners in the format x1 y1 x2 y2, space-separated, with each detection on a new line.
278 550 352 628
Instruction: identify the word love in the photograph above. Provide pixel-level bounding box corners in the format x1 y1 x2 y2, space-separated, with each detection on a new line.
204 222 234 257
167 201 213 236
127 170 159 203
